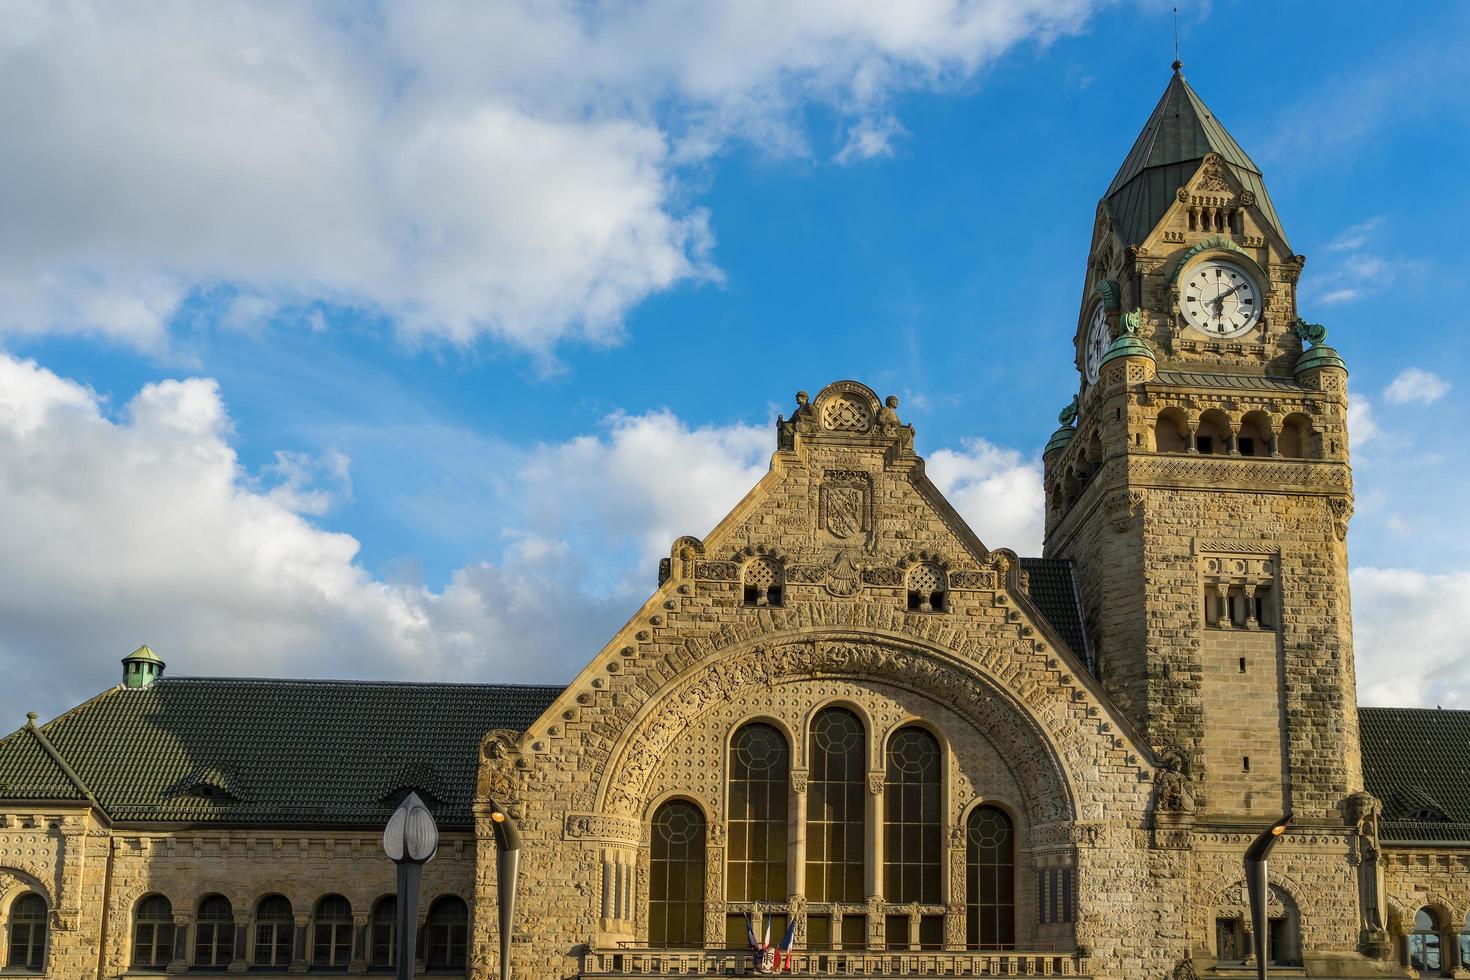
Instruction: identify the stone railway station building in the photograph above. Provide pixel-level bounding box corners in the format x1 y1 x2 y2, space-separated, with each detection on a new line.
3 69 1468 980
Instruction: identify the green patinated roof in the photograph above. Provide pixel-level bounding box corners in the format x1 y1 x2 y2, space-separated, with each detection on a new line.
1100 334 1155 367
1295 344 1347 376
122 644 164 665
0 678 561 828
1360 707 1470 843
1105 69 1289 250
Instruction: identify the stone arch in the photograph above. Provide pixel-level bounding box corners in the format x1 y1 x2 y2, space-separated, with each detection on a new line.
1199 868 1308 954
595 630 1080 829
0 867 53 912
812 380 882 434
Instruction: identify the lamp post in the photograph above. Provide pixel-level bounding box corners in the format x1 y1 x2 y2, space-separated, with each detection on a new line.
384 792 439 980
1244 813 1291 980
486 805 522 980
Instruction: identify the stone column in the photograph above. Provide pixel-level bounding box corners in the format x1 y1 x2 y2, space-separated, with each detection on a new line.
791 770 809 899
348 913 369 974
167 913 192 974
1185 420 1200 453
1243 585 1259 629
1213 583 1232 629
288 913 310 974
867 772 885 947
228 912 250 974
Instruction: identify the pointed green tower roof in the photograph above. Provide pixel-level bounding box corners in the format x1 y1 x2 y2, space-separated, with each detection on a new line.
1104 65 1288 251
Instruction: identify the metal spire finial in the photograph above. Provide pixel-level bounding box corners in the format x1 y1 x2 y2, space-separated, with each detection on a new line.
1172 7 1183 73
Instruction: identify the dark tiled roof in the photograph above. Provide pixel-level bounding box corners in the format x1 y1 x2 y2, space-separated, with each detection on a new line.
1105 71 1288 250
1360 707 1470 843
1020 558 1091 671
0 678 562 828
0 724 87 802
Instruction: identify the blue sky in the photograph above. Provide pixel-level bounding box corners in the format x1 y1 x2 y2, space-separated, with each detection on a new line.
2 0 1468 722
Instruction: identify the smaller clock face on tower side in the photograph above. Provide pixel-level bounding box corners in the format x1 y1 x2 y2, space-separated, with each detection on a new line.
1083 302 1109 384
1180 260 1262 338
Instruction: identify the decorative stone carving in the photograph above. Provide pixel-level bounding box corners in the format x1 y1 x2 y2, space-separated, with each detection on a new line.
819 471 873 540
822 394 872 432
1328 495 1353 541
563 813 643 845
867 773 886 796
825 552 863 598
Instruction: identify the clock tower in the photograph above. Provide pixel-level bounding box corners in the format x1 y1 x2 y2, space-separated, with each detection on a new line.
1042 64 1361 822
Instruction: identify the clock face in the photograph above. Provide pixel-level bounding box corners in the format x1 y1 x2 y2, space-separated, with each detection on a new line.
1180 260 1262 338
1083 302 1109 384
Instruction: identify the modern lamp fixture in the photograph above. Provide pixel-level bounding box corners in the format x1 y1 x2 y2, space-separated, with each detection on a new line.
1244 813 1292 980
383 792 439 980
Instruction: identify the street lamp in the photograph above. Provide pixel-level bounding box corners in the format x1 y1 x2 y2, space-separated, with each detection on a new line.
1244 813 1291 980
384 792 439 980
487 805 522 980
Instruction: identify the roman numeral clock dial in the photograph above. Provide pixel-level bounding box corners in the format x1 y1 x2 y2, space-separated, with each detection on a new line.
1083 301 1109 385
1180 260 1262 339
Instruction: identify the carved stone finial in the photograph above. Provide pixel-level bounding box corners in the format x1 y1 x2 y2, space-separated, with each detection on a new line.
1171 950 1198 980
1293 316 1328 346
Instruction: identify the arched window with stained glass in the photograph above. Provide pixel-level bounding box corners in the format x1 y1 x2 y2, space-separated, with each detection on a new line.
649 799 707 948
806 707 865 906
726 723 791 944
884 727 942 904
966 805 1016 949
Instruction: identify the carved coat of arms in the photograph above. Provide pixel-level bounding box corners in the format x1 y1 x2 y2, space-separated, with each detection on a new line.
819 471 872 540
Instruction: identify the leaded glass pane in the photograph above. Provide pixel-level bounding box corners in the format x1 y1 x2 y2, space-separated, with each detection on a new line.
884 727 941 904
7 894 47 970
806 708 866 903
253 895 294 967
965 805 1015 949
727 723 789 902
425 896 468 969
650 800 707 948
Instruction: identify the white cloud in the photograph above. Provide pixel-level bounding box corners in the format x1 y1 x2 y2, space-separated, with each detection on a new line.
1354 567 1470 708
1383 367 1451 406
926 438 1045 555
1326 217 1383 252
1348 391 1381 448
0 0 1100 355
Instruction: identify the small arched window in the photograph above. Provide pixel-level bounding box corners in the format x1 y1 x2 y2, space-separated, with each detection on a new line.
742 557 784 607
252 895 294 968
906 564 947 613
1411 908 1444 975
424 896 469 969
806 708 866 905
194 895 234 968
132 894 175 968
311 895 352 968
727 723 790 906
884 727 942 905
966 805 1015 949
649 800 707 948
6 893 47 971
369 896 396 969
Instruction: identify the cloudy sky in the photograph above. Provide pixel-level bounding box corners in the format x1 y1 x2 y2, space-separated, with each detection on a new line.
2 0 1467 723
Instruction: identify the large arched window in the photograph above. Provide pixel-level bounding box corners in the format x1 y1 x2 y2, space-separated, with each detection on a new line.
884 727 941 905
649 800 707 948
806 708 865 906
253 895 294 968
311 895 352 968
6 893 47 971
193 895 234 968
966 805 1016 949
369 896 396 969
424 896 469 970
727 723 790 907
1411 908 1444 975
132 894 175 968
